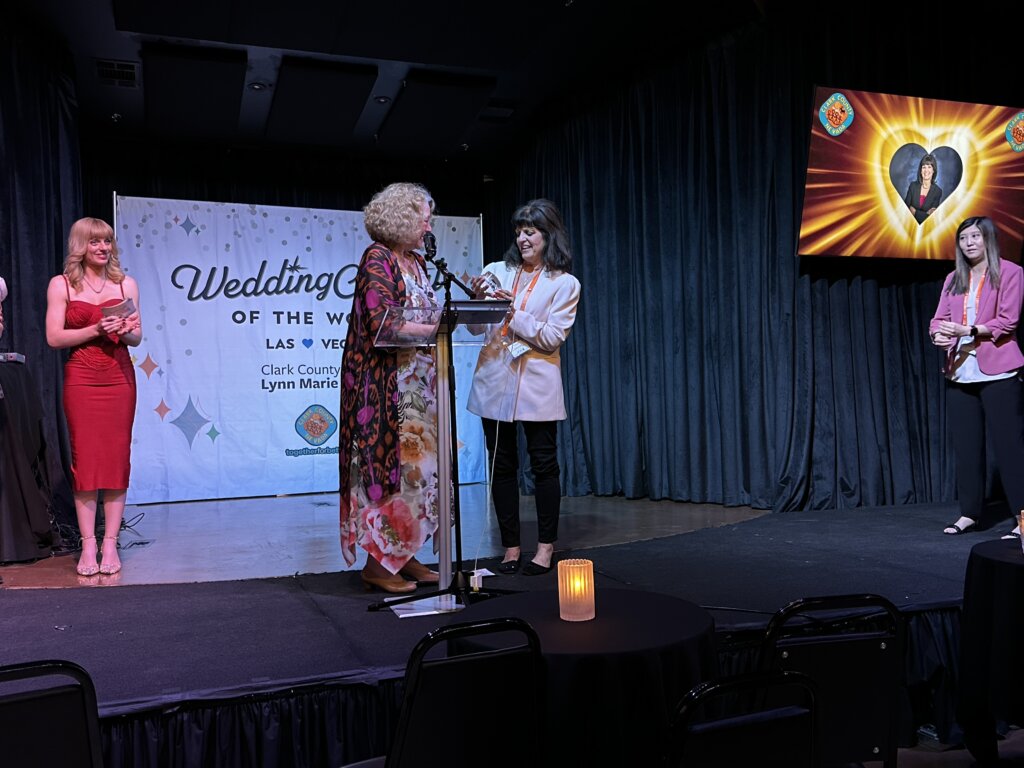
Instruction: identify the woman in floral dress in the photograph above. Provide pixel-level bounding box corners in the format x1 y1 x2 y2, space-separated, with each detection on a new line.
339 183 441 593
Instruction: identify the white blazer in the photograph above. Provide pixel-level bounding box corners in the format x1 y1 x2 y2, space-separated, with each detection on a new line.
466 260 581 422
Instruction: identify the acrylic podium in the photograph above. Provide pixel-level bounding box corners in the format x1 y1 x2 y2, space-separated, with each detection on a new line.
373 298 511 612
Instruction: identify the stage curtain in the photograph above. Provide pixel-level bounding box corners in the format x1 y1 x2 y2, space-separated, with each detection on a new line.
100 677 404 768
0 8 80 533
496 14 960 511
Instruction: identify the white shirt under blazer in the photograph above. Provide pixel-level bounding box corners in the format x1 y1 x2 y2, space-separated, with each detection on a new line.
466 260 581 423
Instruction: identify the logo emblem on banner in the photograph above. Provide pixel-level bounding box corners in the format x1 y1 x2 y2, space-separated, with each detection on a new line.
295 405 338 446
1006 112 1024 152
819 92 854 136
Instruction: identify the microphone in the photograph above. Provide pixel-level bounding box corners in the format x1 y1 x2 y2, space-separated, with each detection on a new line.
423 231 437 261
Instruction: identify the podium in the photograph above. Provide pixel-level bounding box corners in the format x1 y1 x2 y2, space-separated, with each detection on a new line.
372 298 511 612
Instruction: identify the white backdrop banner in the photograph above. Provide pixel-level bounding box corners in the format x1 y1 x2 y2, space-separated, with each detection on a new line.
115 195 487 504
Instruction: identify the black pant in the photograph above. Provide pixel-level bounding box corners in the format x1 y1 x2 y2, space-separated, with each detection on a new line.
947 375 1024 521
480 418 561 548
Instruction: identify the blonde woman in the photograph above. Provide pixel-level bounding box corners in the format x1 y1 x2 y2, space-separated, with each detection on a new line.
46 217 141 576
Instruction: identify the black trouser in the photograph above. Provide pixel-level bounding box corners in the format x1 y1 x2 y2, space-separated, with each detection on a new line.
947 375 1024 521
480 418 561 547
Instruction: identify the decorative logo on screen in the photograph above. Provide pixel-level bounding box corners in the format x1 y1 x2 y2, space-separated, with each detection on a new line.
295 404 337 446
818 92 854 136
1007 112 1024 152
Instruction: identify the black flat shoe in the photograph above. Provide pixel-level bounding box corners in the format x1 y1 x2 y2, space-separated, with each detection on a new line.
943 519 976 535
496 558 521 574
521 560 552 576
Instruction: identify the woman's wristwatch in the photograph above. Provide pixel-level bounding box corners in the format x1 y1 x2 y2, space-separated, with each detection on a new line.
969 325 979 338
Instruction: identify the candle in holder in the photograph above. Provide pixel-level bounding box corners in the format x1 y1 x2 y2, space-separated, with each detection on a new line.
558 559 596 622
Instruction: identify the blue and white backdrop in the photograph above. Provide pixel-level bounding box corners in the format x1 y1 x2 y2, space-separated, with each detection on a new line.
115 195 487 504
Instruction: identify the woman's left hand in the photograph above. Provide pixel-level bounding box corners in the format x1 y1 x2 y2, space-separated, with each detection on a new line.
118 312 141 335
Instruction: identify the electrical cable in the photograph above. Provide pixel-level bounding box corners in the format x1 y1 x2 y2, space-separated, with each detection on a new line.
472 419 502 572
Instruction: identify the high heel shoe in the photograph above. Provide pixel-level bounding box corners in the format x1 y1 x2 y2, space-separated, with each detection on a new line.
361 570 417 593
99 536 121 575
76 536 99 577
399 557 440 584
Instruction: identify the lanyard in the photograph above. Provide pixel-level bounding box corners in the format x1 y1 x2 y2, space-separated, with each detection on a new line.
500 266 542 338
962 272 986 325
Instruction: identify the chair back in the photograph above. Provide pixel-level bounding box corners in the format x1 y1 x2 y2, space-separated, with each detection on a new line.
671 669 817 767
0 659 104 768
762 593 904 768
385 616 543 768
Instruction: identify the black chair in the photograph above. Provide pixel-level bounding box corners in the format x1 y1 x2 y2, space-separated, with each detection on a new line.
0 659 104 768
762 593 904 768
341 616 544 768
670 669 818 767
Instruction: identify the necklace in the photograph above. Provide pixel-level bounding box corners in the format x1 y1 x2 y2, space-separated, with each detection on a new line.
82 271 107 294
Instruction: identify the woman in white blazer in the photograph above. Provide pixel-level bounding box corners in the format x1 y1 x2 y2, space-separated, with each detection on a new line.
467 200 581 575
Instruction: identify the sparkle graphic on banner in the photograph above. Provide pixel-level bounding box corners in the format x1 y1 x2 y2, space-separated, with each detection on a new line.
139 354 160 379
206 425 220 442
154 399 172 420
170 396 211 447
179 215 198 236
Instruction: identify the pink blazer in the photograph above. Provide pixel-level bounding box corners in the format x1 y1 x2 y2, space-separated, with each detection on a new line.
929 258 1024 376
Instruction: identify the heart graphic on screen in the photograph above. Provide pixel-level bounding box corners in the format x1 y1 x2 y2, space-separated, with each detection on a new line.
888 144 963 225
302 338 314 348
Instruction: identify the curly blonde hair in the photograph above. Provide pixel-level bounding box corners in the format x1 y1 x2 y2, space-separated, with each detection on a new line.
363 183 433 249
64 217 125 289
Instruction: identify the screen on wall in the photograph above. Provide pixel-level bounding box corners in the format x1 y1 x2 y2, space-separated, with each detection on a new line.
797 85 1024 260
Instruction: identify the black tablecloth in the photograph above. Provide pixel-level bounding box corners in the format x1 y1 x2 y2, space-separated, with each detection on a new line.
450 587 718 766
0 362 53 563
958 538 1024 765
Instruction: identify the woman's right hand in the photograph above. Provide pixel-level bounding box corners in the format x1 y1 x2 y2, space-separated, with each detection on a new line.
97 316 122 337
469 274 494 299
931 331 956 350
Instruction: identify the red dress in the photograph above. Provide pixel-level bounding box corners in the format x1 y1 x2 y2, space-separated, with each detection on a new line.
62 279 136 492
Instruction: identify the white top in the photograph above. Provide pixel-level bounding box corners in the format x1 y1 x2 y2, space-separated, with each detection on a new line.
466 260 581 422
951 274 1015 384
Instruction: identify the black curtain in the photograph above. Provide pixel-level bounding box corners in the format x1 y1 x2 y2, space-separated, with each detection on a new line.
0 8 80 532
493 6 1024 511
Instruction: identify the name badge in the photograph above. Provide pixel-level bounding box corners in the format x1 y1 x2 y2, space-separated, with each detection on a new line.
506 341 530 359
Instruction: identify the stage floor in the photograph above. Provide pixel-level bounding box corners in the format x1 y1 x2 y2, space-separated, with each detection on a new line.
3 492 1023 766
0 485 767 588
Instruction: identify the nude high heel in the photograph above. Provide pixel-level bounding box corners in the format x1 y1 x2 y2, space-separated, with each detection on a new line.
99 536 121 575
76 536 99 577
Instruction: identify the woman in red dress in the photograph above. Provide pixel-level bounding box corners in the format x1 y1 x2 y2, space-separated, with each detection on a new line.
46 218 142 577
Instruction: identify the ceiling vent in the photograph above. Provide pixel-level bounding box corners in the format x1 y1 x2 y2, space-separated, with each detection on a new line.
95 59 140 88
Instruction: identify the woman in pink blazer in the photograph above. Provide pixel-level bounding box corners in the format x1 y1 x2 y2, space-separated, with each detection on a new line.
929 216 1024 537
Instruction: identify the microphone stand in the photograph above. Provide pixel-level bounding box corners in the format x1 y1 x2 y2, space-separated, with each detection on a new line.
368 238 516 611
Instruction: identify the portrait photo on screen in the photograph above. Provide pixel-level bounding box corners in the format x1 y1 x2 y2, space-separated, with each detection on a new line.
797 85 1024 260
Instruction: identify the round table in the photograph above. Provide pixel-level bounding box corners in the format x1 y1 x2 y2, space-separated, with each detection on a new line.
958 538 1024 764
450 587 718 766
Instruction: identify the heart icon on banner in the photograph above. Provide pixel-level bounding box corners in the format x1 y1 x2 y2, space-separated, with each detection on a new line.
888 144 963 225
302 338 314 348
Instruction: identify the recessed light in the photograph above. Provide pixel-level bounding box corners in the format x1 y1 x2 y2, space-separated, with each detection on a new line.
248 82 270 92
374 96 391 105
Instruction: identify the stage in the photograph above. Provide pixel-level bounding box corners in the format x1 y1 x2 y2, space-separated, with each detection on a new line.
0 492 1016 766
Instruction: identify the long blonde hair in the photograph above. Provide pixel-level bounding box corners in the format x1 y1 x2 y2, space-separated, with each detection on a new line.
64 217 125 290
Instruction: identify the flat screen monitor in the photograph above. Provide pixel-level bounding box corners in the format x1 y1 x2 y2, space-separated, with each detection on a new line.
797 85 1024 260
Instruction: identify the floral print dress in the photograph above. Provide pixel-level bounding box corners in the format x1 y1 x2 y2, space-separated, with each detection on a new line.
339 245 439 574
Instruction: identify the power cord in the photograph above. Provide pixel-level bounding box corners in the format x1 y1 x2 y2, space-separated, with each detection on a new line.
471 419 502 573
